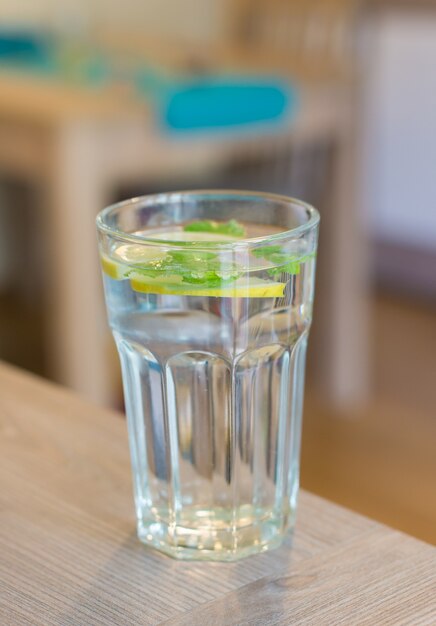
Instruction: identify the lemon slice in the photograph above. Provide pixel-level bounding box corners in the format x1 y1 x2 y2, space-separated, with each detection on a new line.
100 254 129 280
101 244 167 280
129 275 286 298
113 244 167 264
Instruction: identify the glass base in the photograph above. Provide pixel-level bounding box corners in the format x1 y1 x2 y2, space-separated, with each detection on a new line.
137 508 294 561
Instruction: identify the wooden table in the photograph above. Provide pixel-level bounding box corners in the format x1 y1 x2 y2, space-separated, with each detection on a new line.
0 363 434 625
0 69 369 408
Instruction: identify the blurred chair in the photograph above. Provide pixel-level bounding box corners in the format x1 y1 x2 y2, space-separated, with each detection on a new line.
0 31 49 64
227 0 356 80
135 72 297 132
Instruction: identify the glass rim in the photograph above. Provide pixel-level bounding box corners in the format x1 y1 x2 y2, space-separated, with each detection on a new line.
96 189 320 248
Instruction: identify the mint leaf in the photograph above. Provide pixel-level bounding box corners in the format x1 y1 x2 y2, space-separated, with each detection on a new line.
184 219 246 238
254 245 315 277
252 245 282 259
128 250 241 288
169 250 217 263
267 260 301 277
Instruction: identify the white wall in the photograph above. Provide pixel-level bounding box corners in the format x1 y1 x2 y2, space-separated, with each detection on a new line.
364 10 436 251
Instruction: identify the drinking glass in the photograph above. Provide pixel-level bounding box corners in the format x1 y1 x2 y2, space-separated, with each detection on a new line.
97 190 319 561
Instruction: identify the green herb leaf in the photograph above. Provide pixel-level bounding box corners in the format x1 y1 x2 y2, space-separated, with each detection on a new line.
169 250 217 263
254 245 316 277
128 250 242 288
252 245 282 258
184 219 246 238
267 260 301 277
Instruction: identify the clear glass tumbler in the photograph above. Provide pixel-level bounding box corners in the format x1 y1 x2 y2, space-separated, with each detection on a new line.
97 190 319 561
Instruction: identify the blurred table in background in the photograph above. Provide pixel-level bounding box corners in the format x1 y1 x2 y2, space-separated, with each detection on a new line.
0 46 369 407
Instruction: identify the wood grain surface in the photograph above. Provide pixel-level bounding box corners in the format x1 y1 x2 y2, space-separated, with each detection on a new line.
0 72 147 124
0 362 434 625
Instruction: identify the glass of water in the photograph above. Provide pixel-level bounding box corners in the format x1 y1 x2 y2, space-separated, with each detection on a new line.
97 190 319 561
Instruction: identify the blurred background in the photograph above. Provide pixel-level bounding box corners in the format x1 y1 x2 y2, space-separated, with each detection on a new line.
0 0 434 544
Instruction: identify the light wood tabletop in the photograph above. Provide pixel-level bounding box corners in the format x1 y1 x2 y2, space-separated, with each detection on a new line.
0 362 434 625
